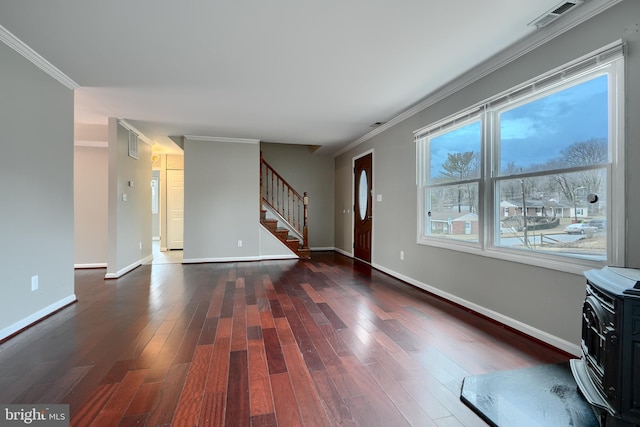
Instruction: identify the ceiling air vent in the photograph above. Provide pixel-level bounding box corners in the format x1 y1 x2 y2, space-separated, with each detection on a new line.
528 0 584 29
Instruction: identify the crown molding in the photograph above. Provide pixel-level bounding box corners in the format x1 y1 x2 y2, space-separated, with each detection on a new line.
184 135 260 144
118 119 154 145
0 24 79 90
334 0 624 157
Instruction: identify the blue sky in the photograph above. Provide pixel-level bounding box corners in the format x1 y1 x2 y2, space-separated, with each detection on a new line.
429 75 608 178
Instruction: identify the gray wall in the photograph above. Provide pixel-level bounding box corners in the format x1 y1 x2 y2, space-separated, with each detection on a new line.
334 0 640 354
183 139 261 261
261 142 335 249
0 42 75 339
106 120 153 277
74 146 108 266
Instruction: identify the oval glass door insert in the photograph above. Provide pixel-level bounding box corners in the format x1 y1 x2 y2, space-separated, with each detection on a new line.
358 170 368 220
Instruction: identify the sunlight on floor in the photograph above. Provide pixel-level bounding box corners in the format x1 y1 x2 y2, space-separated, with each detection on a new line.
146 240 183 264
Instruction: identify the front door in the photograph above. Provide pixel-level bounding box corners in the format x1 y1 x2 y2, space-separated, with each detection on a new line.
354 153 372 262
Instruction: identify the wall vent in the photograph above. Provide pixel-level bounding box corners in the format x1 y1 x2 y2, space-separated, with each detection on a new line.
528 0 584 29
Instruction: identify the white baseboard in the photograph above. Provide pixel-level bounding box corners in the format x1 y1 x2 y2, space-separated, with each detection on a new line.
104 261 142 279
310 247 335 251
333 247 353 258
0 294 77 342
74 263 107 269
371 262 581 356
183 254 298 264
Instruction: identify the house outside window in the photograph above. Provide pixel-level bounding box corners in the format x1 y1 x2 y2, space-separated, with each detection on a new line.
416 43 624 273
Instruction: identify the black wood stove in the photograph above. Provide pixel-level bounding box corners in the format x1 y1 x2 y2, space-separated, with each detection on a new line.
571 266 640 427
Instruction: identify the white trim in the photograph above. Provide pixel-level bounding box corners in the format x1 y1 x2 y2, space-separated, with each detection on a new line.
310 247 335 251
334 247 353 258
118 119 154 146
333 0 623 157
182 255 298 263
371 262 581 356
74 140 108 148
0 24 79 90
0 294 77 342
183 135 260 144
74 263 107 269
104 256 151 279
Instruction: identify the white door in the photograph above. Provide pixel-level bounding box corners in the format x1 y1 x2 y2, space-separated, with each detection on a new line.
167 169 184 250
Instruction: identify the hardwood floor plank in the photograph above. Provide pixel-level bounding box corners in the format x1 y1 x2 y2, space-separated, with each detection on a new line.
125 381 162 415
145 363 190 427
251 413 278 426
318 324 353 357
300 282 326 304
269 373 304 427
283 309 326 372
231 289 248 352
310 370 356 426
317 302 347 330
198 391 226 427
117 413 149 427
5 360 61 403
89 369 148 427
248 339 275 416
225 350 250 427
274 317 296 347
41 365 94 404
71 383 119 427
204 336 231 394
172 344 213 427
198 317 219 346
281 344 331 427
246 304 261 328
262 328 287 375
220 281 236 319
260 310 275 329
344 395 383 427
341 356 412 427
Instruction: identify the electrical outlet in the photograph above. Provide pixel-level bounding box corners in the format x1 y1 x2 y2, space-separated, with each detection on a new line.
400 251 404 261
237 240 243 247
31 275 38 291
139 241 142 250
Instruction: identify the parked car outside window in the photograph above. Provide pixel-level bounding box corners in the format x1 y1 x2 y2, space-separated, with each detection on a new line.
587 219 606 230
564 223 598 235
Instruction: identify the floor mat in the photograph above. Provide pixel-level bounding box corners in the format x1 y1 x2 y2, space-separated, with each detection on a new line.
460 362 599 427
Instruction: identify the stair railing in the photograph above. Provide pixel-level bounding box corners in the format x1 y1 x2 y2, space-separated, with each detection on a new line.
260 154 308 248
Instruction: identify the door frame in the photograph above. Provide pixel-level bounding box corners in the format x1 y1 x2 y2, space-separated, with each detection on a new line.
352 149 374 263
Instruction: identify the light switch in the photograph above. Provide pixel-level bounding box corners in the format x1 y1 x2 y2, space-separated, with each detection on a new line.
377 194 382 202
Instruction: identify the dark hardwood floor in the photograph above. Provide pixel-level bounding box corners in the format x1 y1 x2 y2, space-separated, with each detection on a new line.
0 252 570 426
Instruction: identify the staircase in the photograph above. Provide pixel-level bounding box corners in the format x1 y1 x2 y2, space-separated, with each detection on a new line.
260 154 310 259
260 210 310 259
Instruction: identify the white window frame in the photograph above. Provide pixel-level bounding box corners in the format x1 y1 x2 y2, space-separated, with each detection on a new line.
416 42 625 274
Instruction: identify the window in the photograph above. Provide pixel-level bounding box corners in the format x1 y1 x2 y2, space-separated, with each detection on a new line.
416 43 624 272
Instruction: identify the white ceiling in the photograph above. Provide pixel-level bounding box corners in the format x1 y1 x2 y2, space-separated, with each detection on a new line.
0 0 589 154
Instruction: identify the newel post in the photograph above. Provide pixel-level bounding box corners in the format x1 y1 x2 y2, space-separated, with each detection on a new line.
303 192 309 249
